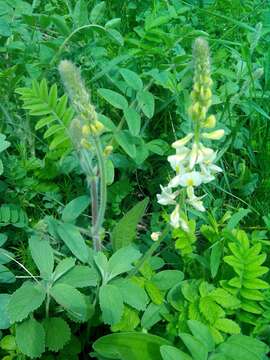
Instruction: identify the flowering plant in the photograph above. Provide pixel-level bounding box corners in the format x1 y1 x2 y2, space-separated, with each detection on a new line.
157 38 225 231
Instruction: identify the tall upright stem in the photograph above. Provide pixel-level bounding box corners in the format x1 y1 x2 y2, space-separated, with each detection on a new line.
92 137 107 252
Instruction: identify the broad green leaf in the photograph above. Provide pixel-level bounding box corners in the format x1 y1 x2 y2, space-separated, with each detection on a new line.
93 332 170 360
217 334 269 360
141 303 168 330
137 90 155 118
43 317 71 352
52 257 76 282
115 130 136 158
112 198 149 251
73 0 88 27
107 245 141 280
210 288 240 309
0 294 11 329
225 208 251 231
152 270 184 291
160 345 192 360
113 279 148 310
124 108 141 136
98 88 128 110
61 195 90 223
120 69 143 91
111 306 140 332
0 334 16 351
29 235 54 278
50 284 91 322
214 318 240 334
145 281 164 305
90 1 105 23
187 320 215 352
56 265 98 288
107 29 124 46
99 284 124 325
8 282 46 323
0 264 15 283
210 242 222 278
179 333 208 360
94 251 109 281
57 223 88 263
16 318 45 358
146 139 169 155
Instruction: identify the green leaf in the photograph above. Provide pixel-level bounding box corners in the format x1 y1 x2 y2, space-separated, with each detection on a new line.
217 335 269 360
61 195 90 223
90 1 105 23
152 270 184 291
107 245 141 280
115 130 136 158
137 90 155 118
187 320 215 352
141 303 167 330
0 335 16 351
0 264 15 283
57 223 88 263
73 0 88 27
0 294 11 329
50 284 90 322
15 318 45 359
107 29 124 46
0 18 11 37
214 318 240 334
29 235 54 278
124 108 141 136
43 317 71 352
93 332 170 360
179 333 208 360
120 69 143 91
98 88 128 110
113 279 148 310
99 284 124 325
52 257 76 282
112 198 149 251
210 288 240 309
56 265 98 288
145 281 164 305
225 208 251 231
0 134 10 152
160 345 192 360
210 242 222 278
8 282 46 323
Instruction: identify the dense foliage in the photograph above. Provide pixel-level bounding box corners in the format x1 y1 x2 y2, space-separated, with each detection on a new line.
1 0 270 359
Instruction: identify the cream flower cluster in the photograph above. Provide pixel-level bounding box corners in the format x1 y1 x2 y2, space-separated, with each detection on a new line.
157 38 224 231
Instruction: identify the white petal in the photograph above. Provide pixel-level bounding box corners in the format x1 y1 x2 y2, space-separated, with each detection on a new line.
172 133 194 148
178 171 202 187
188 198 206 212
170 205 180 228
168 175 182 188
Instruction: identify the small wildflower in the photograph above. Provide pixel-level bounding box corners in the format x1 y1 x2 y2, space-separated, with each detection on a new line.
151 232 161 241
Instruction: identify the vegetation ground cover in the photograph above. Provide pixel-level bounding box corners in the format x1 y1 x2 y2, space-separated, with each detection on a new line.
0 0 270 359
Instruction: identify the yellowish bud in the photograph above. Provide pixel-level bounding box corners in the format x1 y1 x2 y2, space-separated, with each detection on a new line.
204 88 212 100
82 124 91 137
90 121 104 135
202 129 225 140
104 145 113 157
151 232 161 241
203 115 216 128
80 138 92 149
172 133 194 148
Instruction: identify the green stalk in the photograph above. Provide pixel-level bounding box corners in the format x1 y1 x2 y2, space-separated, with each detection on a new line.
92 137 107 251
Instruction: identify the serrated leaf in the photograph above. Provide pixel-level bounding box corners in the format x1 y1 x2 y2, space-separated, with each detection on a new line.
107 245 141 280
98 88 128 110
152 270 184 291
52 257 76 282
57 223 88 263
113 279 148 311
29 235 54 278
112 198 149 251
210 288 240 309
145 281 164 305
16 318 45 358
0 294 11 329
56 265 98 288
43 317 71 352
99 284 124 325
8 282 46 323
50 284 90 322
